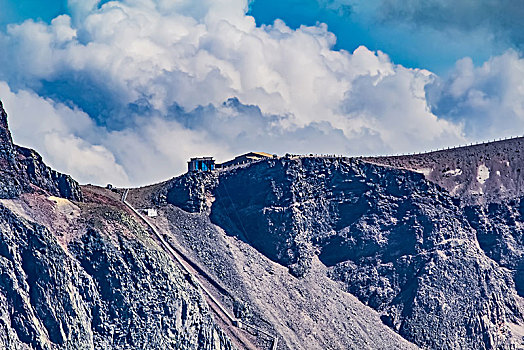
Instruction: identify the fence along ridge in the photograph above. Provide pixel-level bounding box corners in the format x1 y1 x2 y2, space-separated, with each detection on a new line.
362 134 524 159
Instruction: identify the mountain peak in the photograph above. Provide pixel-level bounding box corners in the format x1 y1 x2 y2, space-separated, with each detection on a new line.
0 100 16 169
0 100 10 133
0 100 83 201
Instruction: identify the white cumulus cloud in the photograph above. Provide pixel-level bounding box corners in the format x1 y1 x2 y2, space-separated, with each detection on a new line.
0 0 496 186
0 82 129 185
427 51 524 141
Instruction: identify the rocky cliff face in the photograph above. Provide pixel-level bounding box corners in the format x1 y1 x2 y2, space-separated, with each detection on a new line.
162 156 524 349
0 101 82 201
465 198 524 296
0 188 235 350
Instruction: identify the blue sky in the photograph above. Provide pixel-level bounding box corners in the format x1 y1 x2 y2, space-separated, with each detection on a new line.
249 0 507 74
0 0 66 25
1 0 513 73
0 0 522 185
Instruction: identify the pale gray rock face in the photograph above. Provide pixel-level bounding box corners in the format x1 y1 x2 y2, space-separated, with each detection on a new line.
364 137 524 206
162 156 524 349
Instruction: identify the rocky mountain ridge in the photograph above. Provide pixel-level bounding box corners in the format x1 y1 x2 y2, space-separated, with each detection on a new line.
157 155 524 349
0 102 236 349
364 137 524 205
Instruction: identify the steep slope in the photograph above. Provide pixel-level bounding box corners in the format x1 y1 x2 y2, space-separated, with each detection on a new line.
156 156 524 349
465 198 524 296
365 140 524 338
0 101 82 201
364 137 524 205
0 188 235 350
0 102 235 350
127 184 420 350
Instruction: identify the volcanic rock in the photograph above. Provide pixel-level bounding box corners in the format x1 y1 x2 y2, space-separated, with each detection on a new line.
0 101 82 201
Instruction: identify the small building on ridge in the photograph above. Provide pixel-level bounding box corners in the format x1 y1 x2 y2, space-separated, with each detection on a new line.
188 157 216 172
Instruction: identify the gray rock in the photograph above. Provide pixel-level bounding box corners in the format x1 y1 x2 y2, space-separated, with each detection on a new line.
364 137 524 205
163 156 523 349
0 200 235 350
465 199 524 296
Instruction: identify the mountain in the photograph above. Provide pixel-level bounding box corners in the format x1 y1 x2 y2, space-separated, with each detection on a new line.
0 102 234 349
151 155 524 349
364 138 524 205
2 98 524 349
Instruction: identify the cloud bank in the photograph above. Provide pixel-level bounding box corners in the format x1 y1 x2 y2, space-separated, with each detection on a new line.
0 0 519 186
427 51 524 140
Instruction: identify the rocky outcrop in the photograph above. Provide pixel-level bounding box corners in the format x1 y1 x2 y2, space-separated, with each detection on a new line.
0 101 17 169
163 156 524 349
15 146 83 201
364 137 524 205
0 101 82 201
0 101 23 199
0 195 234 350
159 171 218 213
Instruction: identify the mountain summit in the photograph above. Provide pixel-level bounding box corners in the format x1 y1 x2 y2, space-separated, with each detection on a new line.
2 101 524 349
